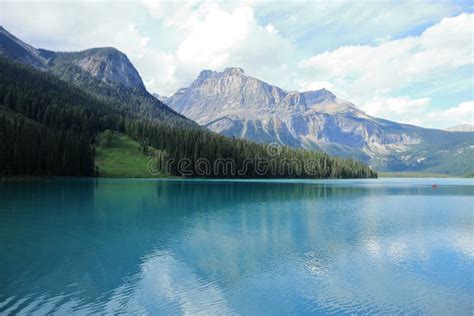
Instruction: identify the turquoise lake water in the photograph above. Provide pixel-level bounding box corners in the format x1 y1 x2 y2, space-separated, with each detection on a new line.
0 178 473 315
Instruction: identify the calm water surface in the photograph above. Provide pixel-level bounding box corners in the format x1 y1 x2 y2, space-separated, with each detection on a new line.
0 178 473 315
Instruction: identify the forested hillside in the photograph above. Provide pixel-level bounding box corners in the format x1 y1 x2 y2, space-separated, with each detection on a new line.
46 51 197 129
0 107 94 176
0 58 376 179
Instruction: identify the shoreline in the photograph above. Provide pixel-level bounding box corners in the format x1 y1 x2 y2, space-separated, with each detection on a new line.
378 172 457 178
2 175 471 183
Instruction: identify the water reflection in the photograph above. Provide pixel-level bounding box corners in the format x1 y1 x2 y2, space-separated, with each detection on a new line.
0 179 472 314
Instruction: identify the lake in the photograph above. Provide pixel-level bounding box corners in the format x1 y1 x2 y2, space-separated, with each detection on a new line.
0 178 473 315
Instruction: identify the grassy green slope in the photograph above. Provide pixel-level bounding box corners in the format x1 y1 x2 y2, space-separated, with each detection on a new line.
95 132 171 178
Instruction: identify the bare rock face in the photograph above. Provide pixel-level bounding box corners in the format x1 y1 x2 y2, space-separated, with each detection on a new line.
164 68 418 158
52 47 146 90
0 26 195 130
0 26 145 90
2 23 472 174
163 68 474 173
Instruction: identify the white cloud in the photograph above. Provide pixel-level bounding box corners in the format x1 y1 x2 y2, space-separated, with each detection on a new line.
2 0 293 95
364 99 474 128
176 6 253 65
140 0 211 30
425 101 474 128
0 1 147 51
298 13 474 124
253 0 463 55
10 0 289 95
0 1 472 128
143 4 294 95
265 23 275 34
301 80 334 92
365 96 431 118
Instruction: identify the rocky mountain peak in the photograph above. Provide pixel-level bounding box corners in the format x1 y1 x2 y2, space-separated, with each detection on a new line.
302 89 336 104
198 69 215 79
164 67 417 165
0 26 146 90
192 69 217 86
53 47 146 90
190 67 247 88
164 67 370 144
223 67 245 76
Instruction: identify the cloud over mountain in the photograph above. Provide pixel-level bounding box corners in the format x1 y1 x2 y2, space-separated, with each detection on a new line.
1 1 472 128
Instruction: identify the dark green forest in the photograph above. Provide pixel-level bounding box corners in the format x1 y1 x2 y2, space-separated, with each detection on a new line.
0 57 376 178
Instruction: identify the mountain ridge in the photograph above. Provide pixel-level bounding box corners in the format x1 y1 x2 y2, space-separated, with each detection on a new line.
0 25 196 129
1 26 471 176
0 26 47 69
446 124 474 132
163 67 474 175
0 56 376 179
0 26 376 179
0 26 145 91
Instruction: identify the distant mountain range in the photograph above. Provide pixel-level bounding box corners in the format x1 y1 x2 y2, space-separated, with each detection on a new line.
162 68 474 175
1 26 472 176
446 124 474 132
0 26 375 179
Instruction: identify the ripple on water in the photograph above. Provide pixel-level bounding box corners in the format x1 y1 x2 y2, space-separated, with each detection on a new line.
0 179 473 314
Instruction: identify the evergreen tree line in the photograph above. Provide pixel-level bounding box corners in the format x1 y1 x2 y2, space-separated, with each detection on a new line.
0 113 94 176
127 121 376 178
0 57 377 178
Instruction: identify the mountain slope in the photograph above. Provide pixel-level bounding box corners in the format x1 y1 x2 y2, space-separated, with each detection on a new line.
46 47 146 90
164 68 474 175
95 131 172 178
0 26 143 89
0 26 195 129
0 50 375 179
0 39 377 178
446 124 474 132
0 26 47 69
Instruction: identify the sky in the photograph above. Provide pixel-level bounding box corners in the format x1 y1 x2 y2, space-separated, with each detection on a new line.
0 0 473 128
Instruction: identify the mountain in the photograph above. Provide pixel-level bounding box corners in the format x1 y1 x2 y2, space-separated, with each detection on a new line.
164 68 474 175
152 93 168 103
45 47 146 90
0 26 48 69
0 26 195 128
446 124 474 132
0 26 143 89
0 27 376 179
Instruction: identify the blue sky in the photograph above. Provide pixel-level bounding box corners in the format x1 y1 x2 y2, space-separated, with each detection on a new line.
1 0 473 128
